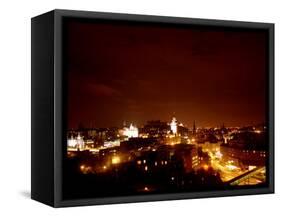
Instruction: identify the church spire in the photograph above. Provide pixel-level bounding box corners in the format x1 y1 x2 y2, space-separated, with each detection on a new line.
193 120 196 135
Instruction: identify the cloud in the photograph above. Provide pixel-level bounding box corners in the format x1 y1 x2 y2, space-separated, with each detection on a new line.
87 83 122 97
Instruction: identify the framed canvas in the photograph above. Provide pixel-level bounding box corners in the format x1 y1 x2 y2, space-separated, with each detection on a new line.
31 9 274 207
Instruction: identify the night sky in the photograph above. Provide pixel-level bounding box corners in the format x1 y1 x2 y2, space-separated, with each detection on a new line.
64 19 268 129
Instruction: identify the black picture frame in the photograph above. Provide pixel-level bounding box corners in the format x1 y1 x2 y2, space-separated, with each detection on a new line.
31 9 274 207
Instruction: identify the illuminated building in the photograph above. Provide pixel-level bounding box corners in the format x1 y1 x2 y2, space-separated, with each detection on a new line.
76 133 85 149
142 120 169 137
220 132 267 167
159 144 198 172
223 136 228 144
67 133 85 150
67 135 77 148
164 134 181 145
198 141 221 153
170 117 177 134
220 145 267 167
175 144 198 172
104 139 120 147
123 123 139 138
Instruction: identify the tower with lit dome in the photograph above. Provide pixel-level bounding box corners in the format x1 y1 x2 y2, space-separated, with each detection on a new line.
124 123 139 138
170 117 177 135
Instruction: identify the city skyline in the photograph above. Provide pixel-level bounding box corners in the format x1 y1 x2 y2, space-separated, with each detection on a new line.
67 116 265 130
63 18 269 200
65 19 267 131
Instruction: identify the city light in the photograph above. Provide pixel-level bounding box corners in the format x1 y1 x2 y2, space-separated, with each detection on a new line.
104 140 120 147
67 133 85 150
67 116 267 192
123 123 139 138
203 164 209 170
249 165 257 170
80 164 92 174
226 164 238 171
170 117 177 134
215 151 223 159
67 136 77 147
62 19 269 199
112 156 121 164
